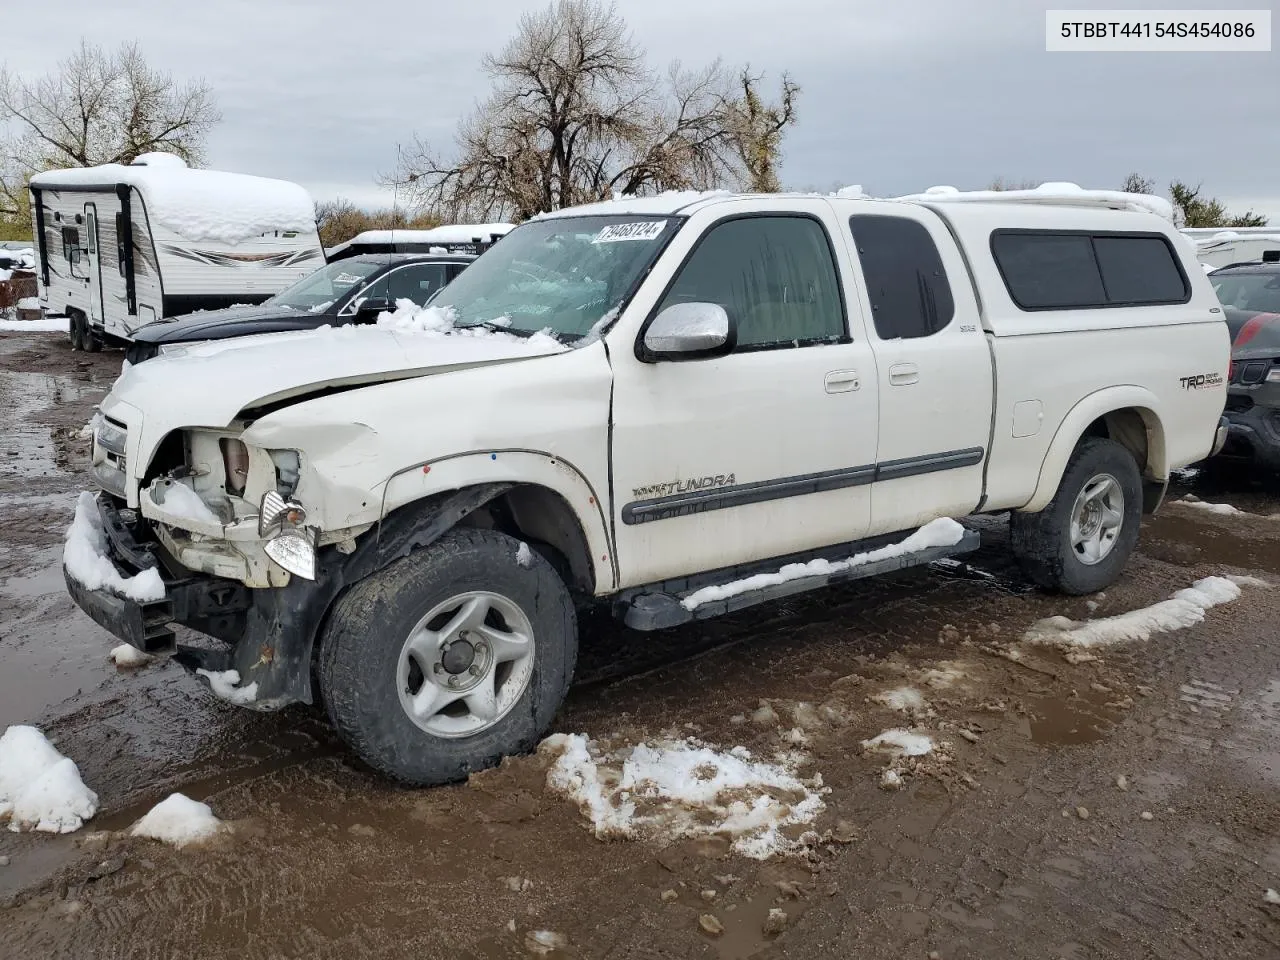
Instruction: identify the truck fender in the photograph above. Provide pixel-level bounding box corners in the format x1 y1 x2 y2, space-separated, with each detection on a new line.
381 449 616 593
1019 386 1166 514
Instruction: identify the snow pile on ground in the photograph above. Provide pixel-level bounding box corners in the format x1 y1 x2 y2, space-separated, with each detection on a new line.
130 793 225 847
0 317 67 333
861 729 936 757
375 301 568 353
0 726 98 834
195 669 259 705
540 734 826 859
1025 576 1261 649
920 664 966 688
152 481 219 525
1177 497 1245 517
64 491 165 602
682 518 965 609
31 154 316 245
110 644 151 668
873 687 926 712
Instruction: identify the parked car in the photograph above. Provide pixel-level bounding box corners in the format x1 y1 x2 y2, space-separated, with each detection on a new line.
1209 255 1280 468
124 252 475 363
67 188 1228 785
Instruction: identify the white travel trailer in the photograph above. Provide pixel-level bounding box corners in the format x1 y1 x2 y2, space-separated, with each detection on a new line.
1182 227 1280 271
29 153 323 350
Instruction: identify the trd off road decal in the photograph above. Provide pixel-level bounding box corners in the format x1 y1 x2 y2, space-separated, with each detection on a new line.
632 474 736 500
1180 372 1224 390
592 222 666 244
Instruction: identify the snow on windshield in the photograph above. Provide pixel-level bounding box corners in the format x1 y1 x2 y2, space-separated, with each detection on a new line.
429 216 675 339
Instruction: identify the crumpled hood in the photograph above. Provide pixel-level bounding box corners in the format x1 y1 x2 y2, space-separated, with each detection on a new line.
101 326 567 493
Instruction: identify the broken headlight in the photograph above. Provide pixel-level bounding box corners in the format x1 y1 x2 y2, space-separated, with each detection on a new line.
259 490 315 580
268 450 301 497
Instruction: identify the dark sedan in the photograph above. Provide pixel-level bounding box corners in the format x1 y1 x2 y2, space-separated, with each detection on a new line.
1211 257 1280 469
125 253 474 363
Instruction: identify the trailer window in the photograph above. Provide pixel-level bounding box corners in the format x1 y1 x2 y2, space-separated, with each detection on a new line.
991 230 1189 310
849 215 955 339
61 226 80 263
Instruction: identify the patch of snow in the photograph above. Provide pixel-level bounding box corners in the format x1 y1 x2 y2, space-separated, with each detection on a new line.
681 518 965 610
338 224 514 247
64 491 165 602
195 668 259 705
0 317 67 333
110 644 151 668
894 182 1174 220
524 930 568 956
31 156 317 245
130 793 224 847
874 687 926 711
1202 262 1218 274
1025 575 1256 649
834 184 868 198
0 726 98 834
540 734 825 859
576 305 619 347
880 769 903 789
861 729 936 757
516 542 534 568
16 297 38 309
375 301 568 353
920 664 966 689
1265 888 1280 905
1177 497 1244 516
151 481 219 525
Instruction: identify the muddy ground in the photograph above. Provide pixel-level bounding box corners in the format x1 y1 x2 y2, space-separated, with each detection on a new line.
1 329 1279 960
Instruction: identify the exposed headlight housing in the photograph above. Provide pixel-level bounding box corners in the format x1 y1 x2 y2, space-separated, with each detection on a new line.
259 490 315 580
269 450 301 497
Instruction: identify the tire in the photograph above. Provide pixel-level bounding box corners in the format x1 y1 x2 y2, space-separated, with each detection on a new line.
84 323 102 352
317 527 578 785
1010 437 1142 595
69 313 84 351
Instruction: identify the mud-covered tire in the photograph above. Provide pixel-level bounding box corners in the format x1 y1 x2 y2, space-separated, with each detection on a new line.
69 313 84 351
1010 437 1142 595
83 323 102 352
317 527 578 785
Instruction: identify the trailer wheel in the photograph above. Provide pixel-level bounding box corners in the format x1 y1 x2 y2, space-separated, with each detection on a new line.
317 527 578 785
1010 437 1142 595
83 323 102 352
69 313 84 351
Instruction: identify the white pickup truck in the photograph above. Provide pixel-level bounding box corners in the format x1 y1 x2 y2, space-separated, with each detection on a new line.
65 187 1229 784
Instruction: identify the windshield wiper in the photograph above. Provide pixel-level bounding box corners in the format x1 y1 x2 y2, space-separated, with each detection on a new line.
455 320 533 338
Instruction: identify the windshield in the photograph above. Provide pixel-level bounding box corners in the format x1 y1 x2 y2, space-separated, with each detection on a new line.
1212 271 1280 314
268 260 384 312
429 215 677 339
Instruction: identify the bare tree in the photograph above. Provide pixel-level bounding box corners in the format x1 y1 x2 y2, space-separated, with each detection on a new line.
314 197 441 248
0 42 220 221
985 176 1040 192
1120 172 1155 194
388 0 799 220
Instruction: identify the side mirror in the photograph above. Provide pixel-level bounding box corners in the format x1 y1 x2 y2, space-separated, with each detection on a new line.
354 296 391 319
641 302 735 361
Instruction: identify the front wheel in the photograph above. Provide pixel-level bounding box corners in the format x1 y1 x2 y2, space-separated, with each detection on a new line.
1010 437 1142 595
317 527 578 785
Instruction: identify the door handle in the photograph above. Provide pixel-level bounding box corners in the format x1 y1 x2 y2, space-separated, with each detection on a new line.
825 369 860 393
889 362 919 386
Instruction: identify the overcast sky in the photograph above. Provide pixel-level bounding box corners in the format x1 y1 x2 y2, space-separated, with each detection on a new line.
6 0 1278 219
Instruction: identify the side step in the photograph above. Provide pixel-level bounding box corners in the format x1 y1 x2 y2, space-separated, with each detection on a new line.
621 528 981 631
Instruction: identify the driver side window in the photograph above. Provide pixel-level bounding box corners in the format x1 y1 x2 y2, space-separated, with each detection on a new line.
657 216 846 350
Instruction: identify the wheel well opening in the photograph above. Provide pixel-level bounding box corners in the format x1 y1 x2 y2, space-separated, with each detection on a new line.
459 484 596 593
1086 407 1167 512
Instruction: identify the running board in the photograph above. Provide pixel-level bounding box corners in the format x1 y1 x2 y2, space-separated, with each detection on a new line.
620 529 981 631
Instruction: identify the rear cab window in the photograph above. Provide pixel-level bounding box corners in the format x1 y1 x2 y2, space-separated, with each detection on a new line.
849 215 956 339
991 230 1189 310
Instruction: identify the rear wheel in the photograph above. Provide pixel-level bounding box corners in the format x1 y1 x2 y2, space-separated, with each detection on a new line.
317 527 577 785
69 313 84 351
83 322 102 352
1010 437 1142 595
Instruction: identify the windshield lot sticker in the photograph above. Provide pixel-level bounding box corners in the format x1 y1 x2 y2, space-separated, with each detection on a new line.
592 222 666 244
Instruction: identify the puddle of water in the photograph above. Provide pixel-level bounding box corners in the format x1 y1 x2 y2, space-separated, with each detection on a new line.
1027 691 1120 746
0 370 95 482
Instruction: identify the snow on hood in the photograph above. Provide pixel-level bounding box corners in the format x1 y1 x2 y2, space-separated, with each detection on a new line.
106 322 568 435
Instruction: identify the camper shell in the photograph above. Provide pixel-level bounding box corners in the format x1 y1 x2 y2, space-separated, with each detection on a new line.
29 153 322 348
1183 227 1280 271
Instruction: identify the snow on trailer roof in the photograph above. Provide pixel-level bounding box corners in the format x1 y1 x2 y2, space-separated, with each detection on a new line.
29 153 316 245
341 224 515 246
